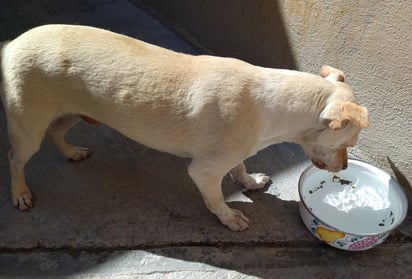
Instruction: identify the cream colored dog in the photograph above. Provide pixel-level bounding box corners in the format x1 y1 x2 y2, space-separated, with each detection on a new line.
0 25 369 231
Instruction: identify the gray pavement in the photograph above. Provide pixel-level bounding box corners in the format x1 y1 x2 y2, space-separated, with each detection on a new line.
0 1 411 278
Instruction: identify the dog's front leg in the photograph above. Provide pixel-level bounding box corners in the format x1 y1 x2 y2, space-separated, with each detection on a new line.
188 160 250 231
230 162 270 190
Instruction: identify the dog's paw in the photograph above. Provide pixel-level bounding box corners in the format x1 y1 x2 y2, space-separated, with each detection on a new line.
13 190 33 211
219 208 250 231
68 147 92 162
244 173 270 190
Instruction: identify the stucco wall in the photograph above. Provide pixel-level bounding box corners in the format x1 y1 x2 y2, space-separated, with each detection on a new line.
137 0 411 179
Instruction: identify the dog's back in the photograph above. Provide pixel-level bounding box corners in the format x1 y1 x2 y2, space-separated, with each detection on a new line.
1 25 265 157
1 25 195 154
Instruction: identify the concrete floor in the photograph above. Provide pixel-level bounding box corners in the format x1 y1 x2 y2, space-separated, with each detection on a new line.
0 1 411 278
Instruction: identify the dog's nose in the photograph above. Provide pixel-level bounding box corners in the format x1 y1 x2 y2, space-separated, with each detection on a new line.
311 158 327 170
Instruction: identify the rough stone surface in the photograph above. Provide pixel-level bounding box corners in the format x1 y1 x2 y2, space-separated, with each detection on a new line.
0 0 411 278
1 244 412 278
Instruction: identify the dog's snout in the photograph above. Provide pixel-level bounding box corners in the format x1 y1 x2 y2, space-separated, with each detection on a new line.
311 157 348 172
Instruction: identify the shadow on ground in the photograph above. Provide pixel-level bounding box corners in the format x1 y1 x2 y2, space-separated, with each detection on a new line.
0 108 311 249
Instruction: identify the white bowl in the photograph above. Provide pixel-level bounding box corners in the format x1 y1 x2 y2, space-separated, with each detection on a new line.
298 159 408 251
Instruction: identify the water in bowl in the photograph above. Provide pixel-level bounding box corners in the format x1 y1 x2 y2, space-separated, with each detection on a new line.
301 161 405 235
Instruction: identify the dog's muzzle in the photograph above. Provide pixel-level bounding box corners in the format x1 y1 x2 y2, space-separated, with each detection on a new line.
311 158 348 172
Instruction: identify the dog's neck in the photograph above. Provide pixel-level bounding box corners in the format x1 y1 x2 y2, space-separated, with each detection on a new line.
253 68 333 151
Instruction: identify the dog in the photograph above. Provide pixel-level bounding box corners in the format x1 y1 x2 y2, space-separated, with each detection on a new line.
0 25 369 231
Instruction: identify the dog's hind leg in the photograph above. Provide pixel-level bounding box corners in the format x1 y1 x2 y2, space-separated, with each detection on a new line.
188 159 250 231
46 115 91 161
230 162 270 190
7 118 48 211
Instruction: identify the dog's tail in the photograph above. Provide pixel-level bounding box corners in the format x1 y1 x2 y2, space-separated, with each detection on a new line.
0 42 5 82
0 41 6 83
0 41 9 83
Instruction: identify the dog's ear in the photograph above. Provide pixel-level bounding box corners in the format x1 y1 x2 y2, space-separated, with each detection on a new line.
320 65 346 82
321 102 370 130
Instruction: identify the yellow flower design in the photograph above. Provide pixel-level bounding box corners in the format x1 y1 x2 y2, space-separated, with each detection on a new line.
316 227 345 243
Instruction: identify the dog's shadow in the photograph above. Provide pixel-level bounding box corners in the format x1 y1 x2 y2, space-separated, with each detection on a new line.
0 120 314 248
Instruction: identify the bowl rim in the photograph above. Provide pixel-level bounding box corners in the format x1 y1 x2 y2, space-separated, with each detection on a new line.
298 158 409 236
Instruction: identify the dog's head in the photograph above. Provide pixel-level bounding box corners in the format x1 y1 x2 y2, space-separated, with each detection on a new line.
301 65 370 172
